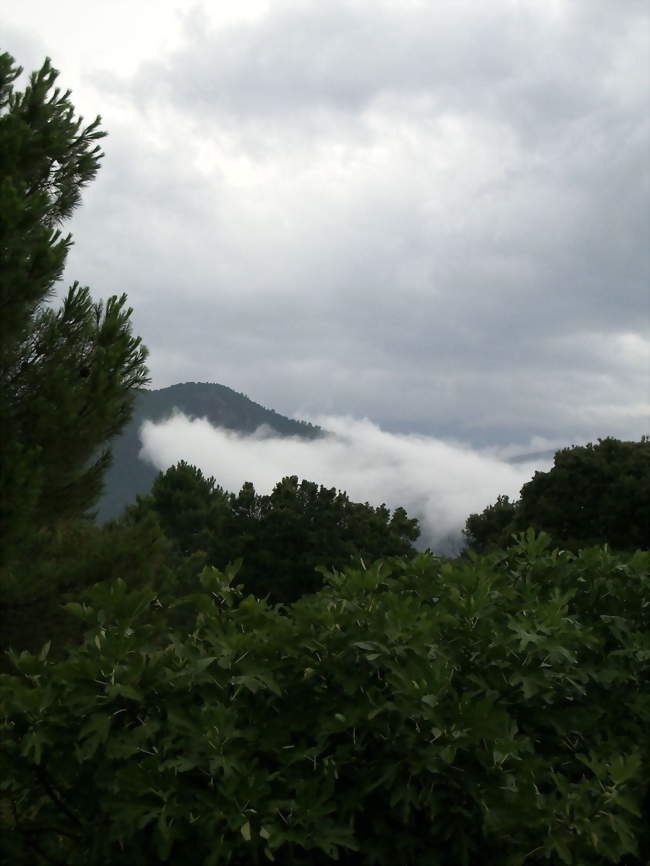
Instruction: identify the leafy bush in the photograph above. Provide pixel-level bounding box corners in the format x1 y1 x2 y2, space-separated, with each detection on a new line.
1 534 648 865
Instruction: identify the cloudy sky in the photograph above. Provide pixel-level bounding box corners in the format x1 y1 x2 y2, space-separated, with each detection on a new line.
3 0 649 456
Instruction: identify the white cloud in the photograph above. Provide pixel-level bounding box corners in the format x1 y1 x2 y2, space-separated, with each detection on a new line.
139 412 553 551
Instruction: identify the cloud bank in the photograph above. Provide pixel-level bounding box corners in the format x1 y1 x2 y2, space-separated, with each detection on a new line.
140 413 553 552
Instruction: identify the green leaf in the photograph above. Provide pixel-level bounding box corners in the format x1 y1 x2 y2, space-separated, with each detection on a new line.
106 683 144 702
20 730 47 765
38 641 51 661
610 752 642 786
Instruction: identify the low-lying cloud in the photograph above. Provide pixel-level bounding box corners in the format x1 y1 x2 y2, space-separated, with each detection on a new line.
140 413 554 553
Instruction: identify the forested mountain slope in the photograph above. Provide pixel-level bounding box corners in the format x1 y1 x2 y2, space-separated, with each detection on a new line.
97 382 321 521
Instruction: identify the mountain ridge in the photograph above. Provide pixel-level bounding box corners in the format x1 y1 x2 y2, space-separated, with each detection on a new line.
97 381 321 521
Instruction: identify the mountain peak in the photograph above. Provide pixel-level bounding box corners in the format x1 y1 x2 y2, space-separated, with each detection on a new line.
97 382 320 521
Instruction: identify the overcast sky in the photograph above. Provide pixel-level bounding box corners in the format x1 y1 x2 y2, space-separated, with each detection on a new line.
3 0 649 448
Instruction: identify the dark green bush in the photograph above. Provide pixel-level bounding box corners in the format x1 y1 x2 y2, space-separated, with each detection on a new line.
1 533 648 865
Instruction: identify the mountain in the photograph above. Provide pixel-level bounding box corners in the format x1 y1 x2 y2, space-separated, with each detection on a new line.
96 382 321 522
507 449 558 465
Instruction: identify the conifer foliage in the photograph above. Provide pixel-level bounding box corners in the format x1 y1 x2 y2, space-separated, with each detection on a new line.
0 53 149 648
0 53 149 554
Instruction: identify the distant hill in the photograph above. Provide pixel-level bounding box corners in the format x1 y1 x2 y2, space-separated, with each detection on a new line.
96 382 321 522
507 449 558 465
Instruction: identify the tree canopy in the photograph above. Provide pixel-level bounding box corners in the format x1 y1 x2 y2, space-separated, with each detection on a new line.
464 437 650 553
0 53 151 652
0 52 148 552
125 463 420 602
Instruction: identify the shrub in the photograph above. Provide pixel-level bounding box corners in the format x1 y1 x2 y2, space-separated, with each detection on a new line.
1 534 648 864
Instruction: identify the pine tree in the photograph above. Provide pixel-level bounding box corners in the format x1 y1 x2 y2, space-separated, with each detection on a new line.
0 52 149 558
0 52 150 651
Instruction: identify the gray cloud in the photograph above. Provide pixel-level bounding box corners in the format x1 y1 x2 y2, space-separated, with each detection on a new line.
3 0 648 447
135 0 645 128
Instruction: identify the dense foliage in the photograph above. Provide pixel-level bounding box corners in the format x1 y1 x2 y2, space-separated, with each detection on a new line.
464 437 650 553
1 535 648 865
124 462 420 602
0 53 150 652
0 514 173 658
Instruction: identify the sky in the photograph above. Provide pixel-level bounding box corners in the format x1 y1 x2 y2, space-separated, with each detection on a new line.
3 0 649 538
